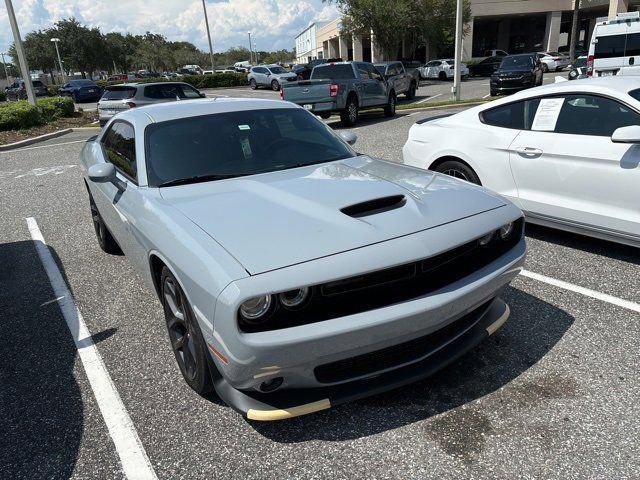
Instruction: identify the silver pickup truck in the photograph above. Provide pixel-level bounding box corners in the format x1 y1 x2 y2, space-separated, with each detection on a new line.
281 61 396 126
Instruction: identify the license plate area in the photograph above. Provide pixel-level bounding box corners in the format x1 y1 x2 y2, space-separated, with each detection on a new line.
303 104 314 111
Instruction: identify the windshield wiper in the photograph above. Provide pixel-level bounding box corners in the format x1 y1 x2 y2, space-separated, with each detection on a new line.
158 173 245 188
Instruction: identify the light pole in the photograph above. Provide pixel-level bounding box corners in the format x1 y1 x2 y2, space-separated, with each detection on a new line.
452 0 463 101
50 37 66 84
1 51 11 85
253 42 258 64
5 0 36 105
248 31 254 64
201 0 215 72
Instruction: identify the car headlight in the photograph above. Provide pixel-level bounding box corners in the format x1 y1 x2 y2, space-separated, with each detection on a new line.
478 232 494 246
239 295 273 322
280 287 310 309
499 222 515 240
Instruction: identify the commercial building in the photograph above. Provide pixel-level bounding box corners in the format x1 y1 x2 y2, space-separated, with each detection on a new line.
295 0 640 65
295 22 324 63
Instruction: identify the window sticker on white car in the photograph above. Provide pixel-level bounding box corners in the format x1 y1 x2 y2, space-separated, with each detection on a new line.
532 98 564 131
238 125 251 130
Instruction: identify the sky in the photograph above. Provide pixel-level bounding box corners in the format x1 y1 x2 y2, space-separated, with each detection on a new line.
0 0 340 54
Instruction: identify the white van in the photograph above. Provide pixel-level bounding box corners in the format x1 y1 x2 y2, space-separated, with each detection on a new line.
588 12 640 77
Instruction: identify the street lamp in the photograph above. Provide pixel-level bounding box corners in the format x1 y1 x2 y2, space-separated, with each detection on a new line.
253 42 259 64
5 0 36 105
452 0 463 101
248 31 254 64
0 51 11 85
201 0 215 72
50 37 66 83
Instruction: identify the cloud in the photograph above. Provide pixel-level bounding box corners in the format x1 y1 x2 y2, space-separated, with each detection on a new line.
0 0 340 53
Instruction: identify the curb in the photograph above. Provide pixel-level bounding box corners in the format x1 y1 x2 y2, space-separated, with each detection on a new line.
72 126 101 130
0 128 73 152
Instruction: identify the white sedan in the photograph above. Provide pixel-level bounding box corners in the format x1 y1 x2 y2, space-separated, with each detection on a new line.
403 77 640 247
419 59 469 80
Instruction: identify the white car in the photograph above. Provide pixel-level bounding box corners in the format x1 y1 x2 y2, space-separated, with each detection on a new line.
419 59 469 80
403 77 640 247
536 52 570 72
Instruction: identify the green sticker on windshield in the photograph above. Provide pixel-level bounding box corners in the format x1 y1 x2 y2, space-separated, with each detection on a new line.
238 125 251 130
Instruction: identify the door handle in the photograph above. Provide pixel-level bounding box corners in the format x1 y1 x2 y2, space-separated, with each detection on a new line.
515 146 543 157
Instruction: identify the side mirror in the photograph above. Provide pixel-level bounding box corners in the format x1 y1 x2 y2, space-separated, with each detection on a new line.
338 130 357 146
611 125 640 143
88 163 116 183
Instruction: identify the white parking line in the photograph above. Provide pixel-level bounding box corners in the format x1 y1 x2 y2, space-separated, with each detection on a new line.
483 93 492 99
521 269 640 314
415 93 443 104
26 217 158 480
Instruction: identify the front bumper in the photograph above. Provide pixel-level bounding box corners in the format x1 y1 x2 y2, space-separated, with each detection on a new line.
213 297 511 420
490 79 534 92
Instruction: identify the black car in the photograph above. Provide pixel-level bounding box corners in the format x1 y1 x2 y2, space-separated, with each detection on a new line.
568 56 588 81
490 54 543 96
292 58 342 80
58 79 102 102
469 56 502 77
5 79 49 100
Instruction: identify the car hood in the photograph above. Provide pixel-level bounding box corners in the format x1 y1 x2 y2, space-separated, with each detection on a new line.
275 72 297 79
495 68 531 75
160 156 507 275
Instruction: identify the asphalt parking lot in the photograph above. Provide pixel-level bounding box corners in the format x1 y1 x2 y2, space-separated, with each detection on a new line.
1 105 638 479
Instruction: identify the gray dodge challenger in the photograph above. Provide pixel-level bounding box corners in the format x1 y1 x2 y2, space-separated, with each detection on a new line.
81 98 526 421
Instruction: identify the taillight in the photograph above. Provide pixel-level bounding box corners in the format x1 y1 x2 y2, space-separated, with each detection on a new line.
280 88 284 100
553 57 562 61
126 101 136 108
329 83 339 97
587 55 594 76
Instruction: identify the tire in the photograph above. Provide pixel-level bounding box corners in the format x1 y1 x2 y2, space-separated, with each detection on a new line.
271 80 280 91
434 160 481 185
89 194 122 254
542 63 549 73
161 267 214 396
318 112 331 119
340 96 359 126
438 71 447 81
406 82 417 100
384 92 396 117
249 79 257 90
72 93 78 103
490 89 498 97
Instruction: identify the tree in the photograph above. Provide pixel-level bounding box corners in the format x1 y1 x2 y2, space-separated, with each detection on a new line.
51 18 106 77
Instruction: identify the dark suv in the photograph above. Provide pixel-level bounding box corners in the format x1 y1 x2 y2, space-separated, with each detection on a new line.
5 79 49 100
490 54 543 96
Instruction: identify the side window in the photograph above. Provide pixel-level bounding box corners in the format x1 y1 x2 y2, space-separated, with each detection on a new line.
594 34 626 59
481 101 527 129
357 63 371 80
179 85 201 99
625 33 640 57
368 64 383 81
553 95 640 137
102 122 137 181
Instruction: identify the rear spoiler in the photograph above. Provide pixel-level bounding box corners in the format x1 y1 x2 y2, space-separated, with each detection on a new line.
415 114 452 125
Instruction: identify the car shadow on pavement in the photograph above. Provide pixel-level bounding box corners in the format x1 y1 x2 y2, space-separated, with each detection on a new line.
525 224 640 266
0 240 112 477
250 286 574 443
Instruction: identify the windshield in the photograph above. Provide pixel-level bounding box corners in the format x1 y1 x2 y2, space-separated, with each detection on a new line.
145 108 356 187
311 64 356 80
101 87 136 100
500 56 533 69
269 66 287 74
374 65 386 75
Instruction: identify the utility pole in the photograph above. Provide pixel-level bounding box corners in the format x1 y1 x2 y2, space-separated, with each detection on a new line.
569 0 580 62
201 0 215 71
5 0 36 105
1 52 11 85
452 0 463 101
248 31 253 64
51 37 66 83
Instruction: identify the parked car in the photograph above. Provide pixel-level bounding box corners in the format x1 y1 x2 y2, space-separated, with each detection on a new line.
248 64 297 91
419 59 469 80
536 52 570 72
81 98 526 420
5 79 49 100
108 74 129 82
568 56 588 80
282 61 397 126
403 76 640 247
97 82 205 127
292 59 327 80
587 11 640 77
469 56 503 77
490 54 543 96
401 60 423 82
374 61 418 99
58 79 102 102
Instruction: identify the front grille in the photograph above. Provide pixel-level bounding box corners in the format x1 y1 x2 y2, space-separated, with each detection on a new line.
314 298 493 383
239 218 523 333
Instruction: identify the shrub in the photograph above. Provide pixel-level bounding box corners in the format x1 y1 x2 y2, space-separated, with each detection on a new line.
95 72 248 91
0 90 6 102
0 101 43 131
37 96 75 122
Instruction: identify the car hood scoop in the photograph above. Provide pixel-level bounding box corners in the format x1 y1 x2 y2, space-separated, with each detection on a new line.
160 156 507 275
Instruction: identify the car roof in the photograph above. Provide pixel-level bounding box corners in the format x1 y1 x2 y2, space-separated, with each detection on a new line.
114 98 298 125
